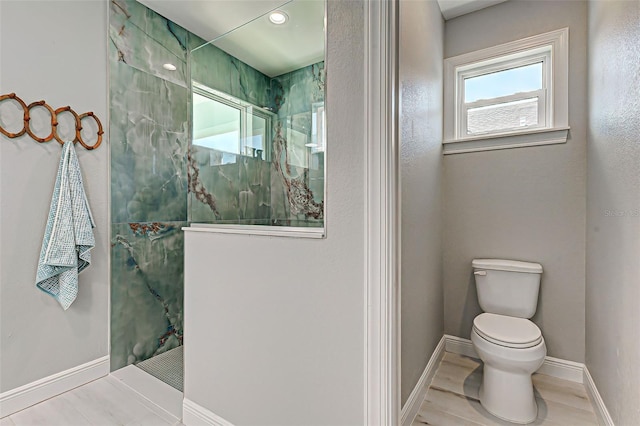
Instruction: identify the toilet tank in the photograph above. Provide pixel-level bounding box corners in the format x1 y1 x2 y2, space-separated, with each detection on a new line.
472 259 543 319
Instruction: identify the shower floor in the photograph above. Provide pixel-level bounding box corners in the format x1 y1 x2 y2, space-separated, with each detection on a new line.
136 346 184 392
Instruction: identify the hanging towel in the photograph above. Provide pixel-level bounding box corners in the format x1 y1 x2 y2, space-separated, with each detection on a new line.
36 141 95 310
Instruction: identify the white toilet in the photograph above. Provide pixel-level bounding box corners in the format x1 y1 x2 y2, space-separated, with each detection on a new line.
470 259 546 424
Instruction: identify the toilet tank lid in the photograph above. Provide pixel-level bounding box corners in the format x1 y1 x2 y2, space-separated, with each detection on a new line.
472 259 543 274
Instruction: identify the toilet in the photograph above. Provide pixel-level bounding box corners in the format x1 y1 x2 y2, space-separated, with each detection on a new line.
470 259 546 424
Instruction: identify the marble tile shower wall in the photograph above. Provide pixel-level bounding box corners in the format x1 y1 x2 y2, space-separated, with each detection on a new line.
109 0 326 371
189 45 326 226
109 0 190 371
271 63 325 226
189 38 274 225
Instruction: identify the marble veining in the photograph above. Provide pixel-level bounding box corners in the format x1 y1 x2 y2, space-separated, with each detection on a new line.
111 223 185 371
110 0 188 88
109 1 192 373
187 148 222 220
188 55 326 225
272 122 323 220
110 60 188 223
271 62 325 223
191 39 272 109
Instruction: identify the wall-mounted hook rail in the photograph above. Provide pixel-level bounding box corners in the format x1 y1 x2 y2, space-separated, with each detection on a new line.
0 92 104 150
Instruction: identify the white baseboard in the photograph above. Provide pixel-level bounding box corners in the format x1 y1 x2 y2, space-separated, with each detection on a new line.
400 336 445 426
537 355 584 383
443 335 583 383
444 334 478 359
183 398 234 426
583 366 614 426
0 355 109 418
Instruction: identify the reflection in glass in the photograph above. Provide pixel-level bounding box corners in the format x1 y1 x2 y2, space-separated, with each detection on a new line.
467 97 539 135
193 87 273 165
193 92 241 164
189 0 325 228
464 62 543 103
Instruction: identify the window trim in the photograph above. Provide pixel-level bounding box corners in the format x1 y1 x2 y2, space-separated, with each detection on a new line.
444 28 570 154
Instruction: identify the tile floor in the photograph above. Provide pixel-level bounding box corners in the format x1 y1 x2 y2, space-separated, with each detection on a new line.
1 375 184 426
2 352 600 426
412 352 599 426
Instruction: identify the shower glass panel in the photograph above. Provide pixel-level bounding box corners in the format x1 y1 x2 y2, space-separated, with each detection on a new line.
189 0 326 229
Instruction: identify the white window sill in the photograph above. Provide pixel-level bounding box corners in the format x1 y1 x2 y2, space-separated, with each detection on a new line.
443 126 570 155
182 223 325 239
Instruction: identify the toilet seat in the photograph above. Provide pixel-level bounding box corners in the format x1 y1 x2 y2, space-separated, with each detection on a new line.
473 313 542 349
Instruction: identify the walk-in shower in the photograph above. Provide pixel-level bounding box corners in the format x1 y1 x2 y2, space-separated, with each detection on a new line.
109 0 325 392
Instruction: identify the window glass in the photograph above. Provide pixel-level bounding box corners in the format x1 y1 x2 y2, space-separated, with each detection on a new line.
467 97 539 135
464 62 543 103
193 93 241 164
245 111 267 159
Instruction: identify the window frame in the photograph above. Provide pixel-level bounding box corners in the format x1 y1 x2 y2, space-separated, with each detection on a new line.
444 28 570 154
458 51 549 137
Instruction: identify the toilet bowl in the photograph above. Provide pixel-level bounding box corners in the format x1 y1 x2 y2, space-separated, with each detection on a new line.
471 313 546 424
470 259 546 424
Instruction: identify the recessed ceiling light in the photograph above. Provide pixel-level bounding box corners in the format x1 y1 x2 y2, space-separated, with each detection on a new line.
269 11 288 25
163 63 177 71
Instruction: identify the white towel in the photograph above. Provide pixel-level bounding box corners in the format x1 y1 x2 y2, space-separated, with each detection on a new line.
36 141 95 310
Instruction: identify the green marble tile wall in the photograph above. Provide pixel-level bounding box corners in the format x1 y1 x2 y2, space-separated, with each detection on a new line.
110 222 185 369
271 62 326 226
189 40 326 226
109 0 190 371
189 39 274 224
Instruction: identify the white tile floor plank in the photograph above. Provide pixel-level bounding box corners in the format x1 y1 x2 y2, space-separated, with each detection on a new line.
60 377 154 425
532 373 594 412
413 400 486 426
0 417 16 426
412 352 599 426
9 395 92 426
5 375 181 426
125 411 176 426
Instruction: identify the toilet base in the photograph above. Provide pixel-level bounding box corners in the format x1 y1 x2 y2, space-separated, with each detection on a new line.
479 365 538 424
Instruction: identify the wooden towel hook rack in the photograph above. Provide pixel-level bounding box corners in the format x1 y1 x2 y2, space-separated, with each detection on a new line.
0 92 104 150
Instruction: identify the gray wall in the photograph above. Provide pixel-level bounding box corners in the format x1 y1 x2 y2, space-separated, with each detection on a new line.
586 1 640 424
0 1 109 392
182 1 365 424
443 0 588 362
399 0 444 406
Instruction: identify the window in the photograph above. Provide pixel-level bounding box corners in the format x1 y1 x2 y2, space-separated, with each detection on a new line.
444 28 569 154
192 84 273 165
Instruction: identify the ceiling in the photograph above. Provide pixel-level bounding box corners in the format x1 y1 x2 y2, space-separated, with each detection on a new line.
138 0 288 44
139 0 508 77
204 0 325 77
139 0 324 77
437 0 510 20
